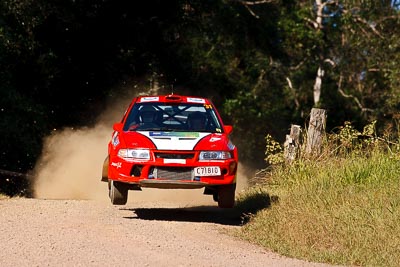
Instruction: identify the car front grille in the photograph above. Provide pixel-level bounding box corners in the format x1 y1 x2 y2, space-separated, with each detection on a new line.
154 152 195 159
152 167 193 181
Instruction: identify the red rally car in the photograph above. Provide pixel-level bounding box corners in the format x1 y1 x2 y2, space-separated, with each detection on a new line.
102 94 238 208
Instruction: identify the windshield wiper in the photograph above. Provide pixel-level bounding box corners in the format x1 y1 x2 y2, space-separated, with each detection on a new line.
140 127 164 131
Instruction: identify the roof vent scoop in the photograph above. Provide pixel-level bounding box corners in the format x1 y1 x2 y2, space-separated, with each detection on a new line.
165 95 182 102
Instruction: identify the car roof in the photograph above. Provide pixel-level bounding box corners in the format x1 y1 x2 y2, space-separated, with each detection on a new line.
135 95 212 105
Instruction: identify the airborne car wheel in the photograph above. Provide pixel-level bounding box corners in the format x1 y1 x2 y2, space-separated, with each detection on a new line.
109 180 128 205
217 184 236 208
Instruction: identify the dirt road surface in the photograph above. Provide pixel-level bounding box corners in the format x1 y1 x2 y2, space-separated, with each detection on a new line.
0 193 336 267
0 92 339 267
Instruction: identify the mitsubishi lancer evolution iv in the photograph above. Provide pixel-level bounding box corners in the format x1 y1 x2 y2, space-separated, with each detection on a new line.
102 94 238 208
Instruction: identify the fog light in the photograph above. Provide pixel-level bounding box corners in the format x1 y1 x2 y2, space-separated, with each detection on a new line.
131 165 142 177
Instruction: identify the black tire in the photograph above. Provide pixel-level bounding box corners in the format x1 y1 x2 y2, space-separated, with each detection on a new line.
109 180 128 205
217 184 236 208
212 192 218 202
101 156 109 182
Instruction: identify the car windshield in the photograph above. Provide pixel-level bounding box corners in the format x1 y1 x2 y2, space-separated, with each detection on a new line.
123 103 223 133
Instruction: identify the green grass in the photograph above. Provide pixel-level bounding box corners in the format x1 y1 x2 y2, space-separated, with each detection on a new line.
234 151 400 267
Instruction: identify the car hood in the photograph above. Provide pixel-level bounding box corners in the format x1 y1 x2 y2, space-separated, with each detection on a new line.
120 131 233 151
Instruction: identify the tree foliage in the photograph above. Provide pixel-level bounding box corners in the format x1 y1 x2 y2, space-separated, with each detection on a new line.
0 0 399 171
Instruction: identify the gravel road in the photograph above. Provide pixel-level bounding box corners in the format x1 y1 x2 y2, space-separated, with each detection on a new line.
0 194 336 267
0 93 340 267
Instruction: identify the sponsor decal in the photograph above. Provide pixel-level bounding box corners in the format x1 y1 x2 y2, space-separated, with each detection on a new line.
187 97 205 104
140 96 159 102
150 131 199 138
209 137 221 142
112 132 119 147
111 162 122 169
228 140 235 150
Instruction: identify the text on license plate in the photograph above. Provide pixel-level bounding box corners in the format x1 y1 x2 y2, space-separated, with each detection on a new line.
194 166 221 176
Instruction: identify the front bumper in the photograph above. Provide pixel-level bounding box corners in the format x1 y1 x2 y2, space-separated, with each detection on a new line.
108 151 237 187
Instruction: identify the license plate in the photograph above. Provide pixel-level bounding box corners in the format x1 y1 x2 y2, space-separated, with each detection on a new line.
194 166 221 176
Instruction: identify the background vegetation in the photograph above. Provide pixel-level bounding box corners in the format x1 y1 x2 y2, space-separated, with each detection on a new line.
0 1 399 177
1 1 400 265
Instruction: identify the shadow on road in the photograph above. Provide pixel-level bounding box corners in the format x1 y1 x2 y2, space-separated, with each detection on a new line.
121 206 243 226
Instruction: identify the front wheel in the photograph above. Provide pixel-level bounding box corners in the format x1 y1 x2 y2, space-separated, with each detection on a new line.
217 184 236 208
109 180 128 205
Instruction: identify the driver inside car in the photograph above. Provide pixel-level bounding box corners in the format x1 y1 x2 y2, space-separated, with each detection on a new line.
139 109 156 124
187 111 207 131
128 106 157 130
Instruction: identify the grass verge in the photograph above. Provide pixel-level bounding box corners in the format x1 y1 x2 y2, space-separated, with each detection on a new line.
234 149 400 267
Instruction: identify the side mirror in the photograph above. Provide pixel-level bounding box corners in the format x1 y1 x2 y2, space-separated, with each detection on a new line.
113 122 123 132
224 125 233 135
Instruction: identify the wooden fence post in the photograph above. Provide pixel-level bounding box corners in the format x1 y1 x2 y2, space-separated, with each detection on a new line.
305 108 327 156
284 124 302 163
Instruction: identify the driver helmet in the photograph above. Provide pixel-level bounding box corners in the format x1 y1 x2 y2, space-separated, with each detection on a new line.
187 111 207 130
139 105 156 123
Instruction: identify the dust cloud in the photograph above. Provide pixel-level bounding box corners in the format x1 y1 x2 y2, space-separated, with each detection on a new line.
32 124 111 201
32 89 253 206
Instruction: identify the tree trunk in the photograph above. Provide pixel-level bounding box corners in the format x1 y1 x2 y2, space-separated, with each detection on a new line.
313 65 324 105
306 108 327 156
284 125 302 163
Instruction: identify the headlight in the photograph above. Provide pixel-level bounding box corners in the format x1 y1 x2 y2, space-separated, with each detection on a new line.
118 149 150 159
199 151 232 160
